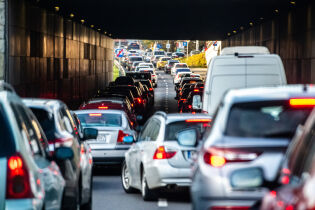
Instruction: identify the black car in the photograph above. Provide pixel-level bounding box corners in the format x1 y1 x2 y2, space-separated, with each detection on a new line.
165 60 180 73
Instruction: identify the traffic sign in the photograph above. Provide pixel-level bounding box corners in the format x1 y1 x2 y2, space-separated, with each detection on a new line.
157 44 162 49
166 44 170 49
183 42 187 47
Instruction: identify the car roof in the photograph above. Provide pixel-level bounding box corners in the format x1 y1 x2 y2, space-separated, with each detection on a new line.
23 98 63 111
165 113 212 124
224 85 315 104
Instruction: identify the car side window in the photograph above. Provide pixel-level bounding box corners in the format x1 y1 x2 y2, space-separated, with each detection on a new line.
139 119 152 141
149 119 161 141
10 103 44 157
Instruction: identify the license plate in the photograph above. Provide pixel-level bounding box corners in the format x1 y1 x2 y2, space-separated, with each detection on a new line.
97 135 107 142
185 151 195 160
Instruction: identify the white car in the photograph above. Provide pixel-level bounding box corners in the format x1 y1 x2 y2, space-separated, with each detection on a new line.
138 62 154 69
171 63 189 76
174 72 192 84
139 68 158 87
122 112 212 201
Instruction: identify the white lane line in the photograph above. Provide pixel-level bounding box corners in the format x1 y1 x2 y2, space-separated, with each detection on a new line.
157 198 168 207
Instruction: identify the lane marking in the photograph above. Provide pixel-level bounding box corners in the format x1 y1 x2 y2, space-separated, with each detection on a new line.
158 198 168 207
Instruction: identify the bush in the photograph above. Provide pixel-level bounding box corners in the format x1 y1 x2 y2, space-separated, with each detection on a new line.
178 52 207 68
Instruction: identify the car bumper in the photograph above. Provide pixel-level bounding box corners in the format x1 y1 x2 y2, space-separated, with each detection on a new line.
6 199 44 210
145 160 192 189
91 149 128 165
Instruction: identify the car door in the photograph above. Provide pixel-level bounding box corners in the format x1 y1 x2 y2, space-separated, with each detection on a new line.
128 119 152 188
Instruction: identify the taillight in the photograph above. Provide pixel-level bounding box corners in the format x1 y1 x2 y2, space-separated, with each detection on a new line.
188 105 192 109
186 119 211 123
51 137 73 148
153 146 176 159
211 207 250 210
6 153 34 199
203 147 261 167
149 88 153 91
98 106 108 110
117 130 128 143
89 113 102 117
193 89 199 92
135 98 142 104
81 144 85 155
289 98 315 107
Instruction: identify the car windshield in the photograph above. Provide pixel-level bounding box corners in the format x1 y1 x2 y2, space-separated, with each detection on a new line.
0 105 15 157
225 100 312 139
30 107 56 141
154 51 165 55
140 70 153 74
77 113 122 127
165 120 211 141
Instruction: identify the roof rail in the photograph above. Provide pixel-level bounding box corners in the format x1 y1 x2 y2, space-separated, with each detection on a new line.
0 81 15 93
154 111 167 118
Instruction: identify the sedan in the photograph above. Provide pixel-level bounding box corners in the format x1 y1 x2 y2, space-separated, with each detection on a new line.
75 109 137 166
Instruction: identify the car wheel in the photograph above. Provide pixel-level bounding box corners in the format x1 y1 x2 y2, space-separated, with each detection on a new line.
141 169 157 201
81 178 93 210
121 161 137 193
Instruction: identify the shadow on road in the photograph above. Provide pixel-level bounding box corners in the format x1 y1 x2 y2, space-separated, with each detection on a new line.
93 165 121 176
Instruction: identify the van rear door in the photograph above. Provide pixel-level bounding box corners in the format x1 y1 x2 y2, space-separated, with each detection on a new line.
208 57 246 115
246 55 287 87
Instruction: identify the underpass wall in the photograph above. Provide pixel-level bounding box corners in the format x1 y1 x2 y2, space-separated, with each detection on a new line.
222 1 315 84
8 0 113 108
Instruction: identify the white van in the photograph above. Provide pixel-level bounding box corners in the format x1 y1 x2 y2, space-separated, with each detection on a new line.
202 46 287 115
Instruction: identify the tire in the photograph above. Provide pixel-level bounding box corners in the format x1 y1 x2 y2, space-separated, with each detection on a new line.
121 161 137 193
81 177 93 210
141 169 157 201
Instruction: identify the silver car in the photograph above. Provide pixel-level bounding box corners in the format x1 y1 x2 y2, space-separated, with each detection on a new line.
191 85 315 210
122 112 212 201
0 82 66 210
74 109 137 166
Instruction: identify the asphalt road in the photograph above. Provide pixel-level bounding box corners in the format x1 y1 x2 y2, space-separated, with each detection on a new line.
92 71 191 210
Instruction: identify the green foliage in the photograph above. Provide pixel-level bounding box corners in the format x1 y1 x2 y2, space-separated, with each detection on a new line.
179 52 207 68
113 65 120 81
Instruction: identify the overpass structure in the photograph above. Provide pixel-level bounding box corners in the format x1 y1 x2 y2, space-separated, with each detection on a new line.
0 0 314 107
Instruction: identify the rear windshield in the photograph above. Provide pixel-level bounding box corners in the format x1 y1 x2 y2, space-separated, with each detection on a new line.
130 57 143 61
225 101 312 139
77 113 122 127
154 51 165 55
176 64 188 68
176 69 191 73
30 108 56 141
165 120 211 141
0 105 15 157
140 70 153 74
127 73 151 80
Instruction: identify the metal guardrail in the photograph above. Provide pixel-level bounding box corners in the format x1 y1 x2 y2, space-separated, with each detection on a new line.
114 59 126 76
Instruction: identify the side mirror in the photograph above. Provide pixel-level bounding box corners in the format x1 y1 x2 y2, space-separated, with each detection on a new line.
176 129 197 147
192 95 202 110
123 136 134 144
54 147 74 161
83 128 98 141
231 168 264 189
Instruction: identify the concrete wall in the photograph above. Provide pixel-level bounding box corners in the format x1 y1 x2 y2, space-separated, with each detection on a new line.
222 1 315 84
0 0 5 80
8 0 113 108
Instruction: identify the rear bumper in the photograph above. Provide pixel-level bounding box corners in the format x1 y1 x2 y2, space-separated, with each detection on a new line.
191 197 258 210
91 148 128 165
6 199 44 210
145 160 192 189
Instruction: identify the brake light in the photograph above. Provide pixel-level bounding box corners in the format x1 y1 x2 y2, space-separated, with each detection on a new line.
135 98 142 103
193 89 199 92
149 88 153 91
81 144 85 155
153 146 176 159
289 98 315 107
6 153 34 199
117 130 128 143
211 207 250 210
50 137 73 148
89 113 102 117
98 106 108 110
203 147 261 167
185 119 211 123
188 105 192 109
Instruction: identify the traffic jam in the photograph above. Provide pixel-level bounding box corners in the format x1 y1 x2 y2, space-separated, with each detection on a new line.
2 39 315 210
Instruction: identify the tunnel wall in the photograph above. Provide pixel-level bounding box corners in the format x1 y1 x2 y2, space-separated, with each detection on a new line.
8 0 113 108
222 1 315 84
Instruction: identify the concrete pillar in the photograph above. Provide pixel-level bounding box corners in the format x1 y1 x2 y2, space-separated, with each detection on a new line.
0 0 6 80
